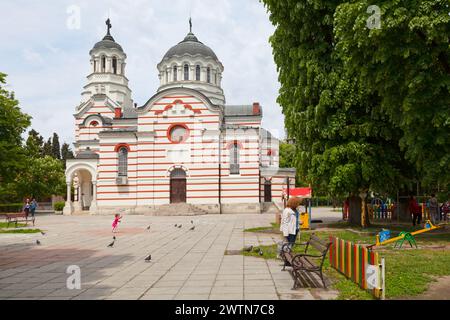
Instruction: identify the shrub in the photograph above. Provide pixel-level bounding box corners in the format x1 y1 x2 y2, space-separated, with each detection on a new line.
53 202 65 212
0 203 23 213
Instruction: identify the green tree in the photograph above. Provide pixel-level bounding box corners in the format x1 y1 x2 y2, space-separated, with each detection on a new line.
42 137 52 157
0 73 31 185
262 0 416 226
16 156 66 200
61 142 74 169
52 132 61 159
25 129 44 158
333 0 450 188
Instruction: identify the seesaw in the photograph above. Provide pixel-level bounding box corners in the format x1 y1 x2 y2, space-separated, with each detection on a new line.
368 220 445 249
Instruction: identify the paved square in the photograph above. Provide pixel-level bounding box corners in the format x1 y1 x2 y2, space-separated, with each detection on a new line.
0 213 337 300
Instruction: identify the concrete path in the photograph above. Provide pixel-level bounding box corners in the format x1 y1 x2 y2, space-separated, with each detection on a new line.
0 214 338 300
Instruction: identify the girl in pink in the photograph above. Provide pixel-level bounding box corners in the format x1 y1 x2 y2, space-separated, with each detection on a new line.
112 214 122 233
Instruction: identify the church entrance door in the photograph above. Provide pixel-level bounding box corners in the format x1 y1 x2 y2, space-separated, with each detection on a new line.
170 169 187 204
264 180 272 202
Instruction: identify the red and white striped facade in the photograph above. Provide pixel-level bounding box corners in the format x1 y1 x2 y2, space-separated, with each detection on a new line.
64 22 295 215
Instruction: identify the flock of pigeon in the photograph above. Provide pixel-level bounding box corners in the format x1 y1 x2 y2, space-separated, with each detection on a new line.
107 220 197 264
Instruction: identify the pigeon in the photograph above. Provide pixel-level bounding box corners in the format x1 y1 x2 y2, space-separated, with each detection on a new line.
113 236 116 240
36 240 41 245
175 224 178 227
189 226 195 231
259 249 264 256
146 225 151 230
40 231 46 236
107 240 115 248
243 245 253 252
144 254 152 262
178 225 182 228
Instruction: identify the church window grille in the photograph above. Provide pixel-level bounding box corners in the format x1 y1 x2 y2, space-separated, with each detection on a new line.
207 67 211 83
118 147 128 177
173 66 177 81
230 142 240 175
101 56 106 72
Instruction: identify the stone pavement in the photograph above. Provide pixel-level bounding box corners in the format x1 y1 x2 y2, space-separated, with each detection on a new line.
0 213 338 300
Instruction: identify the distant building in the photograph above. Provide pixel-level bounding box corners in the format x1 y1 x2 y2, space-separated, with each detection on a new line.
64 20 295 215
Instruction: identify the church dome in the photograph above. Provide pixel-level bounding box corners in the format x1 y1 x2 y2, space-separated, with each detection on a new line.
162 32 219 62
92 35 124 53
90 19 124 54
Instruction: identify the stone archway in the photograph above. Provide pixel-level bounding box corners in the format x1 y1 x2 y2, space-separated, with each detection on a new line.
64 163 98 215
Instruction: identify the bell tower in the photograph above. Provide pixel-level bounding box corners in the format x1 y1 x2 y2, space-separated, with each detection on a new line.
81 19 133 109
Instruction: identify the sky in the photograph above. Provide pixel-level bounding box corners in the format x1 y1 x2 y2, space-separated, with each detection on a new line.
0 0 286 147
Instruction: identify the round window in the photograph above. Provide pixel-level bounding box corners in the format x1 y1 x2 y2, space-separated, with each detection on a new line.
168 125 189 143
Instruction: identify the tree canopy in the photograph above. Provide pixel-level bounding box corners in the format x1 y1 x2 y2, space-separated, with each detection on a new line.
262 0 449 224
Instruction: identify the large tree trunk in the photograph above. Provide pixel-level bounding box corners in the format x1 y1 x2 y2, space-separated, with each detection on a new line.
348 194 371 228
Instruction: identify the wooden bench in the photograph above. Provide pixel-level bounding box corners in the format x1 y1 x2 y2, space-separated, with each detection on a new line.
5 212 35 228
280 234 331 289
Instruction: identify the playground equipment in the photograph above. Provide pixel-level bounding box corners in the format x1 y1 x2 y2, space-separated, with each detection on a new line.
282 187 312 230
370 220 444 249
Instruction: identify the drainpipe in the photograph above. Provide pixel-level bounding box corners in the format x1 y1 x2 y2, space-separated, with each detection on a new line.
218 121 223 215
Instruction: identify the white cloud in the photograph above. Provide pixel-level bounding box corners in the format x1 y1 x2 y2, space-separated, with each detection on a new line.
0 0 285 145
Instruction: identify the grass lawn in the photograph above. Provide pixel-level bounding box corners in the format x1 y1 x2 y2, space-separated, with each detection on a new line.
0 222 42 234
244 222 450 300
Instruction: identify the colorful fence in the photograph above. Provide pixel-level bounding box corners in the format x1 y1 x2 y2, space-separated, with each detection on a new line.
329 236 385 299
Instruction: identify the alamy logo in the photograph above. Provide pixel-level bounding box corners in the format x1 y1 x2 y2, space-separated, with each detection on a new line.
66 265 81 290
66 5 81 30
366 5 382 30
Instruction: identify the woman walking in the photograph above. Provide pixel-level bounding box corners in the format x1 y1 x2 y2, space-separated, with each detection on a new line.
409 195 422 227
23 199 31 217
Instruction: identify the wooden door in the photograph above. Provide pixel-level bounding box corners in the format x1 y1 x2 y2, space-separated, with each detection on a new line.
170 168 187 204
264 181 272 202
170 179 186 203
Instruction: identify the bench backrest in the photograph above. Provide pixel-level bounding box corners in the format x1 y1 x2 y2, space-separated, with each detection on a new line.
305 234 331 267
6 213 27 219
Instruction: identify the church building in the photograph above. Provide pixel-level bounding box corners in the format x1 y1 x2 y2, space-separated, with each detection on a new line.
64 19 296 215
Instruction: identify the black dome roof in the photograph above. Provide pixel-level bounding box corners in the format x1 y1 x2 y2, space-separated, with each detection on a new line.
91 33 124 53
162 32 218 61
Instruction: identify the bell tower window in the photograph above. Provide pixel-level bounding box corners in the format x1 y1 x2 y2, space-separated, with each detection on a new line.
196 65 201 81
112 57 118 74
184 64 189 80
207 67 211 83
101 56 106 72
173 66 177 81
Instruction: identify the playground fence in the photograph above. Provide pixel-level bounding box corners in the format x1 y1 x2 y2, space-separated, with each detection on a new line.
329 236 385 299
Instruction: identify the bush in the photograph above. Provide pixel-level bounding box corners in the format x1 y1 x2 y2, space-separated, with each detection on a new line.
53 202 65 212
0 203 23 213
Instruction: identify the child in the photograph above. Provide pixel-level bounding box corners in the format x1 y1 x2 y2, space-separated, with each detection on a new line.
112 213 122 233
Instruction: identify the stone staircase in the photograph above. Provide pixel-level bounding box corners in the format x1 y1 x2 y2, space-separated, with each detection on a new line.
143 203 210 216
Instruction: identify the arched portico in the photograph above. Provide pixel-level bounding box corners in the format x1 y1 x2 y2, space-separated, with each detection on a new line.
64 160 98 215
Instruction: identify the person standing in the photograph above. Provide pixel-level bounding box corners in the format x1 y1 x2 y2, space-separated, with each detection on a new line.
409 195 422 227
280 197 302 247
30 198 38 218
429 194 439 224
23 199 31 217
343 198 349 220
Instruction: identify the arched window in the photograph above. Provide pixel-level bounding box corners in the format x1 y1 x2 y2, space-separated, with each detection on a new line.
196 65 201 81
118 147 128 177
214 72 217 85
112 57 118 74
207 67 211 83
184 64 189 80
230 142 240 174
94 60 97 73
101 56 106 72
173 66 178 81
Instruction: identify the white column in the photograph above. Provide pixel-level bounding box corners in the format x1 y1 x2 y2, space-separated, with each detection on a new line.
90 181 98 214
63 181 73 215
